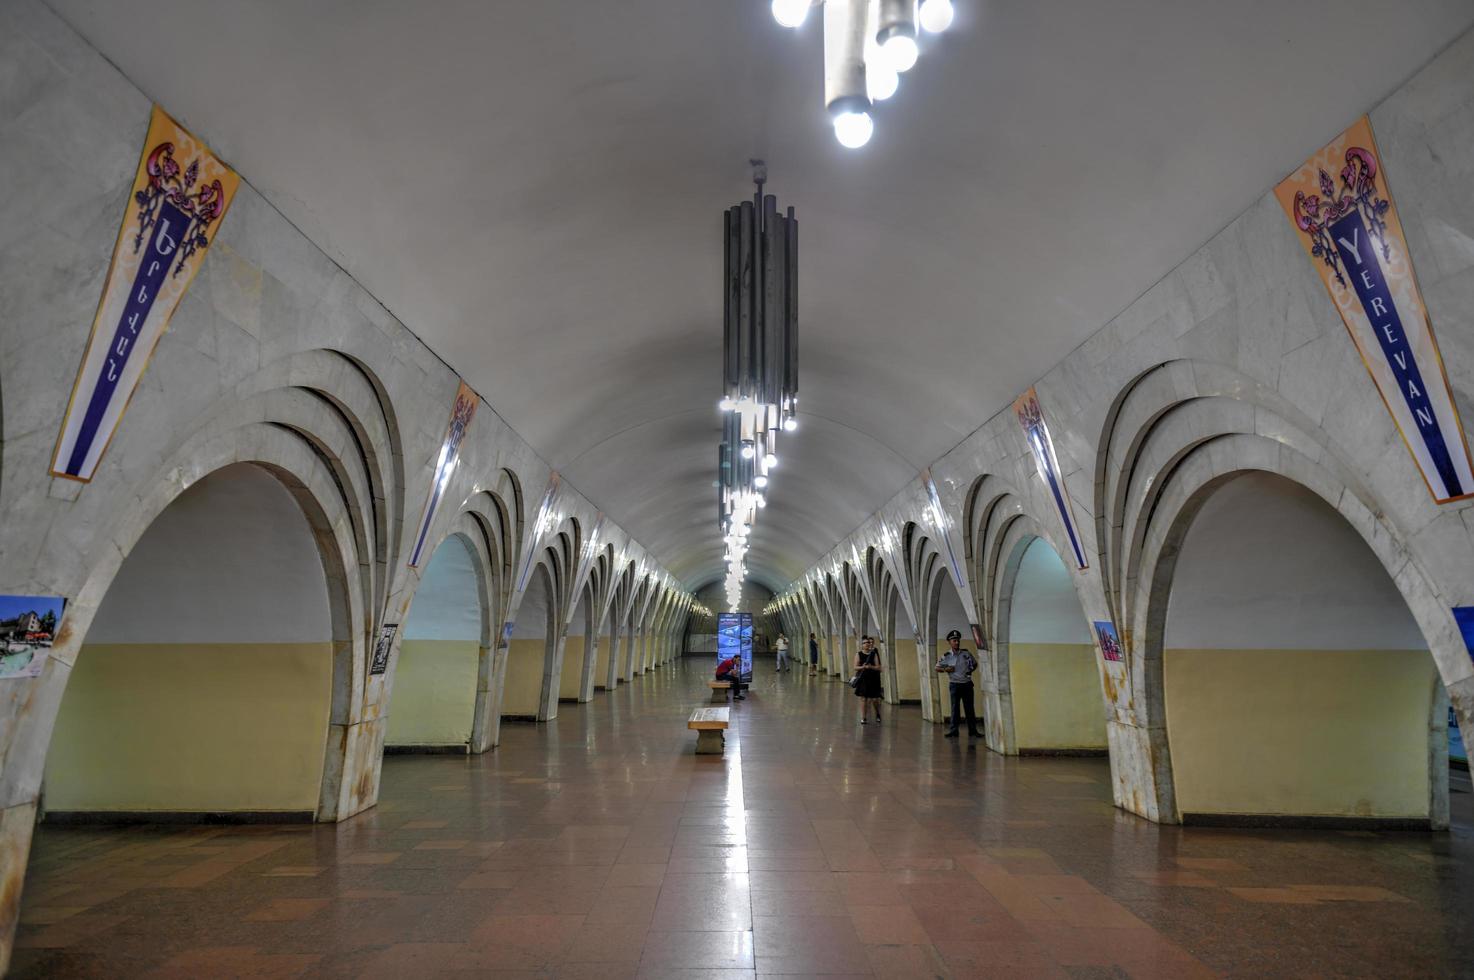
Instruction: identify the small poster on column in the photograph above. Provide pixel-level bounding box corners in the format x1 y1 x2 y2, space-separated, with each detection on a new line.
1274 116 1473 503
0 596 66 680
369 623 398 676
1092 620 1123 663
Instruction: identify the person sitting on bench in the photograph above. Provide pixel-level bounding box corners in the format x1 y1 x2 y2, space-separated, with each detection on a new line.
715 654 745 700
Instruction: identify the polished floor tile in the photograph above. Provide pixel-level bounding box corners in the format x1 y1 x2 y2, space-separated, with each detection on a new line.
12 659 1474 978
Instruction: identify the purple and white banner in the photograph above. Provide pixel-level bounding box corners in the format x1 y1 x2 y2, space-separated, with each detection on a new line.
52 107 238 482
1014 387 1088 569
1275 116 1473 503
408 382 478 566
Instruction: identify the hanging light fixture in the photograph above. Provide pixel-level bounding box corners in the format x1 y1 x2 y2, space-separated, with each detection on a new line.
717 160 798 609
771 0 953 148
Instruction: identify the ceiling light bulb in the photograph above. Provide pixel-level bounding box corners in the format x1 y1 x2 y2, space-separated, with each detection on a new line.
919 0 954 32
719 396 736 411
833 110 873 148
867 62 899 101
755 474 769 488
740 443 756 459
771 0 810 28
757 495 767 508
764 453 778 468
783 417 798 432
880 33 919 72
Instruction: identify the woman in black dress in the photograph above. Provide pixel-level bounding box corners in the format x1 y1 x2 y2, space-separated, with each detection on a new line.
854 635 883 725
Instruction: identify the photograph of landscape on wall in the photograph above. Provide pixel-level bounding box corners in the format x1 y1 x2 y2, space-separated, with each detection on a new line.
0 595 65 680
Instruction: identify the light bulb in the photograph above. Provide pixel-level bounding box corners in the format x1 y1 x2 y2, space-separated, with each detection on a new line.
757 495 767 508
783 417 798 432
833 110 873 149
867 61 899 101
764 453 778 468
719 396 736 411
740 443 756 459
755 475 769 488
919 0 954 32
881 33 919 72
771 0 809 28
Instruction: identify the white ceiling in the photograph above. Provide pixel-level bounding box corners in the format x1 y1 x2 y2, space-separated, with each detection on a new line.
47 0 1474 592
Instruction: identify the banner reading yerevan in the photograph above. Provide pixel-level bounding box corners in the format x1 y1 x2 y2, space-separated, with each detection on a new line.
51 106 240 482
1014 387 1088 569
408 382 479 566
1275 116 1473 503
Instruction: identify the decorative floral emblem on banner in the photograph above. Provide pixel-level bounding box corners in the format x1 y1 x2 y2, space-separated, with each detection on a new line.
408 382 479 566
1013 387 1088 569
52 106 240 482
1275 116 1472 503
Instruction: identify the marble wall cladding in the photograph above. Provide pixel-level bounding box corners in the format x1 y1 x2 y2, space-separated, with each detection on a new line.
0 0 691 861
781 26 1474 821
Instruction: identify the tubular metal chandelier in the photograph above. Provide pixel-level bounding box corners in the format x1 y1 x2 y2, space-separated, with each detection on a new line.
717 161 798 610
770 0 954 148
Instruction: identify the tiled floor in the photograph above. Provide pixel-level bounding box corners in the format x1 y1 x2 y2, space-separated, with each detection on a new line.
13 660 1474 978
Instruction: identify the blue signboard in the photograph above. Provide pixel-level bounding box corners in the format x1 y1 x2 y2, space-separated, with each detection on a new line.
717 612 752 681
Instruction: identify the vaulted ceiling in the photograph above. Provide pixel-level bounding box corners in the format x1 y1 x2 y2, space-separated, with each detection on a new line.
48 0 1474 592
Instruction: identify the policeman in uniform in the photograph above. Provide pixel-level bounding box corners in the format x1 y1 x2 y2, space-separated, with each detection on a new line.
936 628 984 739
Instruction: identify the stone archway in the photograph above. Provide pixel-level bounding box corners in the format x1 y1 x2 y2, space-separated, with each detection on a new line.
384 534 485 753
1148 471 1450 828
43 462 355 820
991 535 1106 756
502 562 557 723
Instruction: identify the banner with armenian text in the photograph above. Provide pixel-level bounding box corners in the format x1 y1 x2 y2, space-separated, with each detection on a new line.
1275 116 1472 503
52 106 240 482
408 381 479 566
1014 387 1088 569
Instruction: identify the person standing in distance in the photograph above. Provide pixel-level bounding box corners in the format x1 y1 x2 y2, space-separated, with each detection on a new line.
854 636 884 725
775 633 790 672
936 628 984 739
808 632 820 674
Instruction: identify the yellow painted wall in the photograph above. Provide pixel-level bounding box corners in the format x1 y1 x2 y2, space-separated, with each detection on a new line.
385 639 478 746
594 635 612 689
1011 643 1107 750
893 640 920 700
932 640 951 719
45 643 331 813
1165 648 1436 819
503 639 546 717
559 636 586 699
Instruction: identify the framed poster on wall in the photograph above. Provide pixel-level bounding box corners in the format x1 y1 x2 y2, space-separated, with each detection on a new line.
0 595 65 680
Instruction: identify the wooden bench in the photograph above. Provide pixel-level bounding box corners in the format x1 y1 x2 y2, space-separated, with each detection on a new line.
708 680 731 704
688 707 730 755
